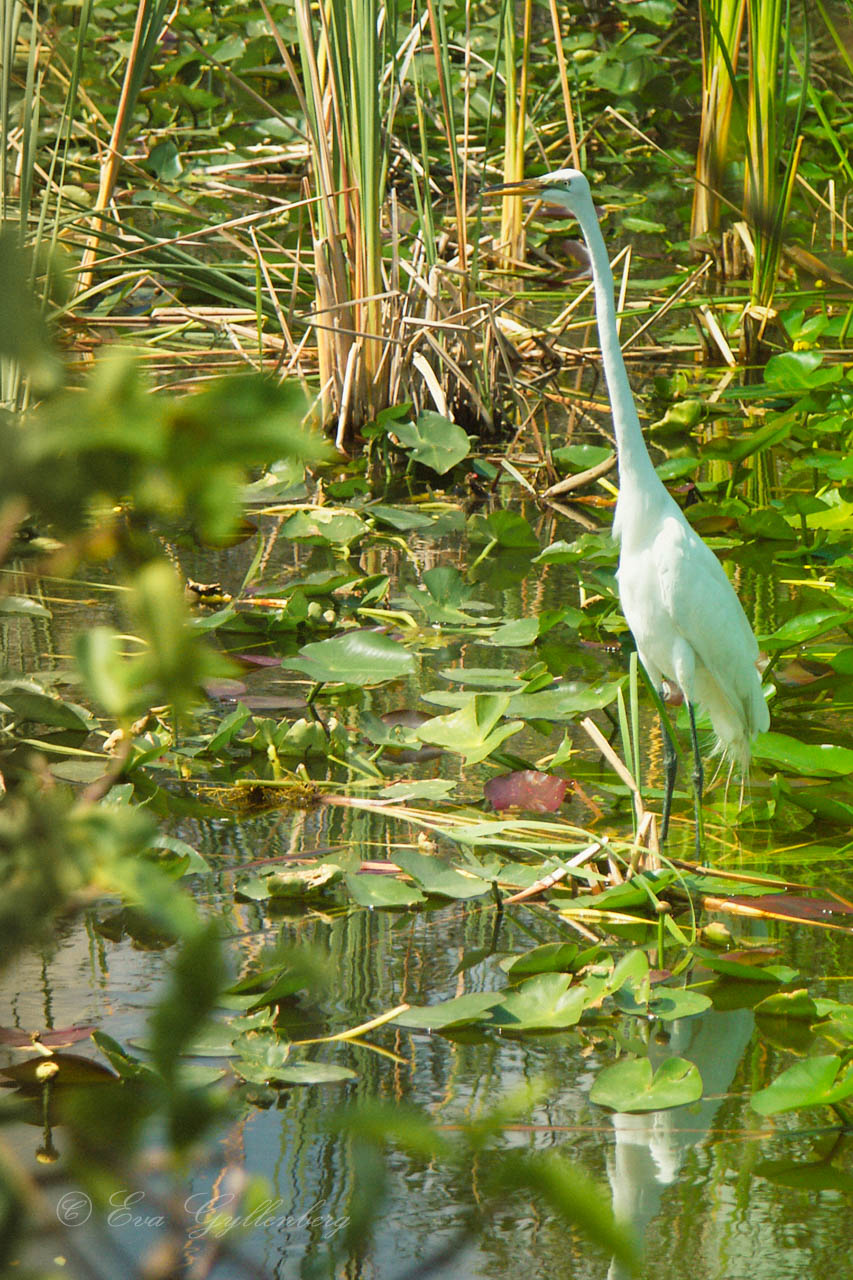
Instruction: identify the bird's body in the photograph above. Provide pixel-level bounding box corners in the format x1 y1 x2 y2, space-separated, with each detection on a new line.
490 168 769 844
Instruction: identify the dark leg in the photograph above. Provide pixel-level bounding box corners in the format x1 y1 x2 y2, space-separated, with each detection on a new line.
660 709 678 844
687 700 704 858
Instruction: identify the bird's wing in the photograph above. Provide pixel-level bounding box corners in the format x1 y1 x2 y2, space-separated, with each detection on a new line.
655 517 760 688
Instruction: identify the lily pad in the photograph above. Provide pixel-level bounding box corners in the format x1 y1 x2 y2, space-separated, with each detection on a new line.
415 694 524 765
502 943 585 979
490 973 589 1031
0 679 94 730
615 984 712 1021
344 872 426 909
391 411 470 474
752 1055 853 1115
488 617 540 647
751 732 853 778
368 504 433 531
394 992 504 1030
590 1056 703 1113
279 508 366 546
238 863 343 901
393 849 490 900
283 630 415 686
754 990 820 1022
0 595 51 618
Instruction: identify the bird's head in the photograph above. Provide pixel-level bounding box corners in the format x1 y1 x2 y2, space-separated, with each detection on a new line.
484 167 592 217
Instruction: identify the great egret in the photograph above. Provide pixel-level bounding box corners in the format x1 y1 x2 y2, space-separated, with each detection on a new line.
489 169 769 850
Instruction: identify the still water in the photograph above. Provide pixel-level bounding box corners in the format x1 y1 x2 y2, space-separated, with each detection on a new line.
2 498 852 1278
5 793 853 1279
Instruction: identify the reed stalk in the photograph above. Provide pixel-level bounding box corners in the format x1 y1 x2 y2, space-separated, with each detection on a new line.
690 0 746 252
498 0 532 265
77 0 172 296
741 0 805 361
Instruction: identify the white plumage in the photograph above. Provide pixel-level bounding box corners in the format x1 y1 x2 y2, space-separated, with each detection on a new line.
492 168 769 844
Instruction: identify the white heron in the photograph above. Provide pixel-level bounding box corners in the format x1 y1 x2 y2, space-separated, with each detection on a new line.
489 169 769 851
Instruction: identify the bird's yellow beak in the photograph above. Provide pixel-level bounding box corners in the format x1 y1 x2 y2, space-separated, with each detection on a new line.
482 178 544 198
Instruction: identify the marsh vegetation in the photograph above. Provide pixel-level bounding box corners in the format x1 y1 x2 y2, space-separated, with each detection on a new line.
2 2 853 1277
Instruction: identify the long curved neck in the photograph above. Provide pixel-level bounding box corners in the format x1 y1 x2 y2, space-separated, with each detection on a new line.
574 199 660 504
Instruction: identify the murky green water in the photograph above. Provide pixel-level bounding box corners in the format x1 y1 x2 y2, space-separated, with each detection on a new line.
3 453 853 1278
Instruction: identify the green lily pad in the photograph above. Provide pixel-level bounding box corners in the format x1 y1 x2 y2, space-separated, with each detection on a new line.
237 863 343 901
488 617 540 647
502 943 583 979
647 988 712 1021
415 694 524 765
490 972 589 1031
752 1055 853 1115
693 947 797 984
761 608 852 651
394 992 504 1030
368 504 433 531
751 732 853 778
754 989 820 1021
393 849 490 900
590 1056 703 1113
0 679 94 730
279 508 366 545
344 872 426 909
391 411 470 474
283 630 415 686
469 509 539 549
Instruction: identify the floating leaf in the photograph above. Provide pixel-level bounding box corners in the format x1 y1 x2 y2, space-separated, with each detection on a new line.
590 1056 703 1113
761 608 852 651
469 510 539 549
0 596 50 618
405 566 489 624
283 630 415 687
752 1055 853 1115
344 872 426 909
752 732 853 778
0 1053 118 1089
378 779 457 801
393 849 490 900
615 984 712 1021
425 680 624 721
754 990 820 1021
237 864 343 901
693 947 797 984
415 694 524 765
279 508 366 546
488 617 540 647
391 411 470 474
394 992 504 1030
484 771 568 813
0 679 94 730
502 943 589 979
368 504 433 531
490 973 589 1031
